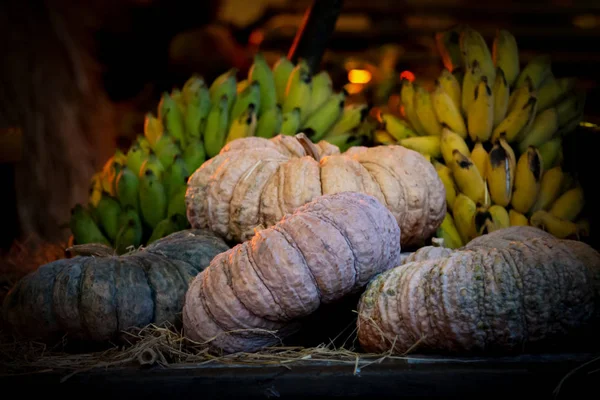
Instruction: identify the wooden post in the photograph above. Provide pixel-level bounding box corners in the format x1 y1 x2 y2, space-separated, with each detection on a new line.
287 0 344 74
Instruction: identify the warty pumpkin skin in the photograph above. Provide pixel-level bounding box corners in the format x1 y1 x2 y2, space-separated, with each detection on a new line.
356 226 600 355
182 191 401 354
186 133 446 248
1 229 230 343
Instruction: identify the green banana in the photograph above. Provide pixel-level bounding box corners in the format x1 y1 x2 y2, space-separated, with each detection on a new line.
95 193 122 242
307 70 333 116
301 91 345 141
204 94 230 158
139 152 166 181
147 214 189 245
182 139 206 173
136 136 153 156
152 131 181 170
537 75 576 112
255 105 283 138
380 113 418 140
323 133 363 152
182 75 211 140
230 81 261 123
209 67 237 111
556 90 586 127
69 204 111 246
248 53 277 116
272 57 295 105
280 107 301 135
139 169 168 229
167 185 188 218
125 140 147 178
328 103 369 137
158 91 187 148
115 166 140 213
435 25 465 72
282 65 312 122
164 154 190 199
114 206 143 255
226 103 258 143
515 55 552 90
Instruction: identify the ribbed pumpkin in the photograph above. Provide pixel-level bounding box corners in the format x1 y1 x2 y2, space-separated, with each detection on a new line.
2 229 230 343
186 133 446 249
183 191 401 354
357 226 600 354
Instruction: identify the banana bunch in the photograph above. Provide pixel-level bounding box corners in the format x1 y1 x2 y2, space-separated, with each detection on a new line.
376 25 589 247
69 53 373 251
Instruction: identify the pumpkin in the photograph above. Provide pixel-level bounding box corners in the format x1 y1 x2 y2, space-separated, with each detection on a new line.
186 133 446 248
182 191 401 354
1 229 230 343
356 226 600 355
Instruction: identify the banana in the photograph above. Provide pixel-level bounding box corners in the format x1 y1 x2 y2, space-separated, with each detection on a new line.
144 113 164 148
328 103 369 137
256 105 283 138
459 26 496 83
511 146 543 214
152 131 181 170
182 75 211 140
530 165 564 213
147 214 189 245
373 129 397 145
509 209 529 226
139 152 165 181
440 127 470 165
453 193 478 243
204 94 230 158
302 91 346 141
517 107 559 153
435 212 464 249
461 60 483 116
537 75 576 112
69 204 111 246
136 136 152 156
398 135 442 159
282 64 312 122
400 79 427 135
323 132 362 152
435 25 465 72
226 103 258 143
230 81 261 123
236 79 249 94
537 137 562 171
485 204 510 232
467 76 494 142
473 206 493 236
209 67 237 111
115 166 140 213
486 137 515 207
470 141 489 179
492 29 520 87
530 210 583 239
114 206 143 255
491 97 537 143
515 55 552 90
438 69 462 113
182 139 206 174
126 140 148 177
414 84 443 136
307 70 333 116
280 107 301 135
432 81 467 138
452 67 465 86
95 193 122 242
380 113 418 140
549 186 585 221
433 161 459 210
139 169 168 229
88 172 103 208
450 149 486 205
158 91 187 148
167 185 188 218
100 153 125 196
556 111 583 138
164 154 190 200
556 90 586 127
272 57 295 104
492 68 510 127
248 53 277 116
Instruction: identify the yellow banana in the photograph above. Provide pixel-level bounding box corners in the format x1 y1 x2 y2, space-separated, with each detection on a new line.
144 113 164 148
538 137 562 171
431 81 467 138
470 141 489 180
474 206 493 236
440 127 470 166
537 75 576 112
435 25 465 72
485 204 510 232
530 210 584 239
225 103 258 143
414 84 443 136
435 212 464 249
492 29 520 87
459 26 496 83
549 186 585 221
511 146 543 214
399 135 442 159
517 107 559 153
438 68 462 113
486 137 516 207
461 60 483 116
272 57 295 105
433 161 459 210
453 193 478 244
514 55 552 90
381 113 418 140
467 76 494 142
400 79 427 135
530 166 564 213
450 149 486 205
492 68 510 127
373 129 397 145
507 76 534 113
509 209 529 226
491 97 537 143
88 172 104 209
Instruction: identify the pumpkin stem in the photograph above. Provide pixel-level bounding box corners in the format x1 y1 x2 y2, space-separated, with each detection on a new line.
65 243 116 257
431 237 445 248
295 132 321 162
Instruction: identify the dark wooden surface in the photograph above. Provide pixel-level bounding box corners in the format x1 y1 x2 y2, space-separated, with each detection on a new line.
1 352 598 399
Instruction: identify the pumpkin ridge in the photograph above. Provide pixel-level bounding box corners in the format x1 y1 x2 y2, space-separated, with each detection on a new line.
50 260 78 336
356 160 399 213
403 258 429 349
197 262 232 335
131 254 157 325
76 257 92 339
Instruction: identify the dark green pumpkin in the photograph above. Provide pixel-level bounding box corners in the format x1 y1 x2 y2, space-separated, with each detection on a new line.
1 229 229 343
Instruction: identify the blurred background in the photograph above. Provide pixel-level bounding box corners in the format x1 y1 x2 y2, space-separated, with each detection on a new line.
1 0 599 253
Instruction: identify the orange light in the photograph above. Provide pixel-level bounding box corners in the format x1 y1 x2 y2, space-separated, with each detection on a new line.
344 83 364 95
400 70 415 82
348 69 372 84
